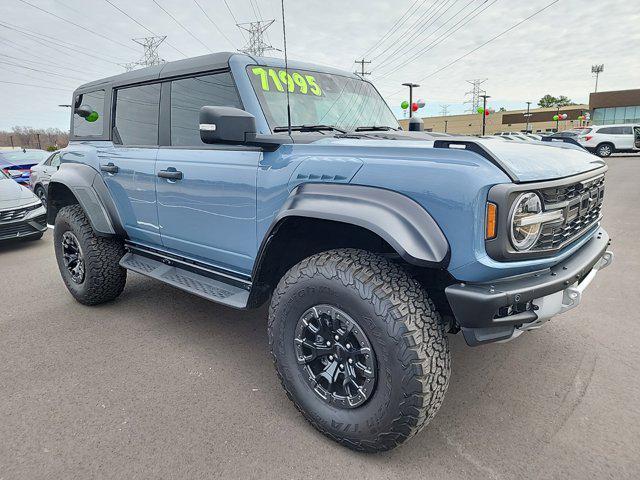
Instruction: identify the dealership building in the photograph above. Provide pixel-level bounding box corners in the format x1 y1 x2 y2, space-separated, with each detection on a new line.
398 88 640 135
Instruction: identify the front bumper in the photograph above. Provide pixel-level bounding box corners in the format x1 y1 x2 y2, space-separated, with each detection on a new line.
0 205 47 241
446 227 612 346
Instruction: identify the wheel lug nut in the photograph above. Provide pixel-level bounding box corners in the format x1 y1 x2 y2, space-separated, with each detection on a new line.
326 341 331 346
334 335 339 341
348 358 353 364
339 364 344 370
329 355 334 361
346 343 351 349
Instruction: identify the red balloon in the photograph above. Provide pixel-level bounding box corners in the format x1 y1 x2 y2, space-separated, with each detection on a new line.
485 109 490 116
411 102 419 112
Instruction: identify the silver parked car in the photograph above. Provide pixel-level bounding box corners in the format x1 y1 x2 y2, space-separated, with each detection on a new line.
0 168 47 242
29 150 62 208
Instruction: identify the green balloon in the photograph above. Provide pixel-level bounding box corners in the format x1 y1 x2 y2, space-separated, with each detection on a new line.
477 107 484 114
401 101 409 110
86 111 99 123
553 115 559 121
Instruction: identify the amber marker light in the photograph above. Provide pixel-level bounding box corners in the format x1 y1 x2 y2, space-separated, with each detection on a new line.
486 202 498 239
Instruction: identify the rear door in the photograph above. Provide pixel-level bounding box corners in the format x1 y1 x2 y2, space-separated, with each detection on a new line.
155 71 259 275
100 83 162 245
618 126 634 150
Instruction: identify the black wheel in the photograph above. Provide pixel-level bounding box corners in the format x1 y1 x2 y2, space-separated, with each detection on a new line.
54 204 127 305
268 249 451 452
596 143 613 157
35 186 47 209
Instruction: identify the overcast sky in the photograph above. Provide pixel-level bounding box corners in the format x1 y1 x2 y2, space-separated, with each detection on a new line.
0 0 638 130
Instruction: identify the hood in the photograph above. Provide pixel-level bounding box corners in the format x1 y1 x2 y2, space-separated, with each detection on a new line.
308 132 605 182
0 178 39 210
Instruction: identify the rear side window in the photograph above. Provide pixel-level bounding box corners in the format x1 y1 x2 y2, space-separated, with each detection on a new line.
597 127 615 134
114 84 161 145
73 90 105 137
620 126 633 135
170 72 242 146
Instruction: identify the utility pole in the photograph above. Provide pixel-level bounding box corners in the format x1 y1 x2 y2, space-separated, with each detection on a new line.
591 64 604 92
122 36 167 71
480 94 490 135
238 20 276 56
440 105 450 133
10 135 14 149
524 101 532 133
354 58 371 77
464 79 487 113
402 83 420 118
555 105 560 131
36 133 41 150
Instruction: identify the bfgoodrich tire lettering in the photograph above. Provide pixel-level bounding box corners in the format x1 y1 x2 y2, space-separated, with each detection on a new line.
268 249 451 452
54 204 126 305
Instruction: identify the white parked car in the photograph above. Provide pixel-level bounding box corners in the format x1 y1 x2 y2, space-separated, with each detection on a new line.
577 124 640 157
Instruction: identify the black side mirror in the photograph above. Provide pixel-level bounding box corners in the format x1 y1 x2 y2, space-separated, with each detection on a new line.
75 105 93 118
199 106 257 145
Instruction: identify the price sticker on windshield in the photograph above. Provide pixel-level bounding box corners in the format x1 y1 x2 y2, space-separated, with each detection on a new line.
251 67 322 96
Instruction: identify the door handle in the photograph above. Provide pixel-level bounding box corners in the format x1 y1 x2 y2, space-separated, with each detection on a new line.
158 169 183 180
100 163 118 174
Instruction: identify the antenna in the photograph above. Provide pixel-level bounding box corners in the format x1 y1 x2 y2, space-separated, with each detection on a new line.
281 0 291 136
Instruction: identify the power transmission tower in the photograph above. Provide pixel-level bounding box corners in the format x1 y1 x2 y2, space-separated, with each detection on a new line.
440 104 450 117
354 58 371 77
464 79 487 113
591 64 604 92
122 36 166 71
238 20 276 56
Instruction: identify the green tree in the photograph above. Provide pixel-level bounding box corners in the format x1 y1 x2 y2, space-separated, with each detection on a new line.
538 94 576 108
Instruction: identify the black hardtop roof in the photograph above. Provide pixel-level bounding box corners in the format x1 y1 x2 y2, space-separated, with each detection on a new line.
73 52 358 94
74 52 237 93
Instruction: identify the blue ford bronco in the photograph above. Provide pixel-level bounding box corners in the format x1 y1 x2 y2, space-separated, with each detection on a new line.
48 52 613 452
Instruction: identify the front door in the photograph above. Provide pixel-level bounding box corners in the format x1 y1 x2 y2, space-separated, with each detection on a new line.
155 72 259 275
101 83 162 245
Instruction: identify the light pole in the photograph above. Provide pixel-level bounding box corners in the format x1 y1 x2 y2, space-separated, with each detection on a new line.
524 101 532 133
402 82 419 118
479 94 490 135
591 64 604 92
555 105 560 132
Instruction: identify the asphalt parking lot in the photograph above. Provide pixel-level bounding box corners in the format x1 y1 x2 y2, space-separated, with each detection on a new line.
1 156 639 480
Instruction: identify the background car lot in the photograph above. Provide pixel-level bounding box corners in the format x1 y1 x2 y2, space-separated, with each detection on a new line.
1 156 638 479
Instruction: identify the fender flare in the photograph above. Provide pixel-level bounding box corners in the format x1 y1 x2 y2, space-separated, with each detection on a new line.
47 163 125 236
258 183 450 269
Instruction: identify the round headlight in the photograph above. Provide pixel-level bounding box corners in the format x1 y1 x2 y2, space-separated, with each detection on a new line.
510 192 542 251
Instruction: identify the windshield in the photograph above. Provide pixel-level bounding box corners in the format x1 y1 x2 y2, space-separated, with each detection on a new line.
246 66 399 132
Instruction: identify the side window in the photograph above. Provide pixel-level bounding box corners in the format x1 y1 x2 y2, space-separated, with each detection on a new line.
620 126 633 135
50 153 61 168
170 72 242 146
114 84 161 145
73 90 105 137
598 127 614 134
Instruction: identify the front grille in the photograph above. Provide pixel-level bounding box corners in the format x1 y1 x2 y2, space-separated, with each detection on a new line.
0 222 37 238
0 203 40 222
535 174 605 251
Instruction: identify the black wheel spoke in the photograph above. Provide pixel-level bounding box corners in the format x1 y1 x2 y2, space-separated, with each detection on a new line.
294 304 376 409
61 231 85 284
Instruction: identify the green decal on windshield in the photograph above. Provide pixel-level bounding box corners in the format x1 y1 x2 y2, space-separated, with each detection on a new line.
251 67 322 96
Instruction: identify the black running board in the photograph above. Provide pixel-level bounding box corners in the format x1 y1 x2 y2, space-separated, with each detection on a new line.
120 252 249 309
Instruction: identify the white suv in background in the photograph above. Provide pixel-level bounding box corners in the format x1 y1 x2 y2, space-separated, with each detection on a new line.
577 124 640 157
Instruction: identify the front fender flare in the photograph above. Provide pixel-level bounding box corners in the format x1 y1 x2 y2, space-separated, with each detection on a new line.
264 183 450 268
47 163 124 236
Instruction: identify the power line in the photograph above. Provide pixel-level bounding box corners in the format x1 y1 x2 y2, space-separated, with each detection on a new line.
150 0 212 52
17 0 139 53
377 0 496 78
360 0 427 59
103 0 188 57
221 0 247 41
374 0 459 69
0 80 71 92
193 0 237 49
419 0 559 80
0 20 126 64
0 59 87 82
0 49 104 77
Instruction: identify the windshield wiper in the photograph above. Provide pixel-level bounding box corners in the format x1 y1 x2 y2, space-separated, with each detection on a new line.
273 124 346 133
354 125 398 132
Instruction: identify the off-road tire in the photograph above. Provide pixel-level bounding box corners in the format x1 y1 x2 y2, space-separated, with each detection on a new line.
268 248 451 452
54 204 126 305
